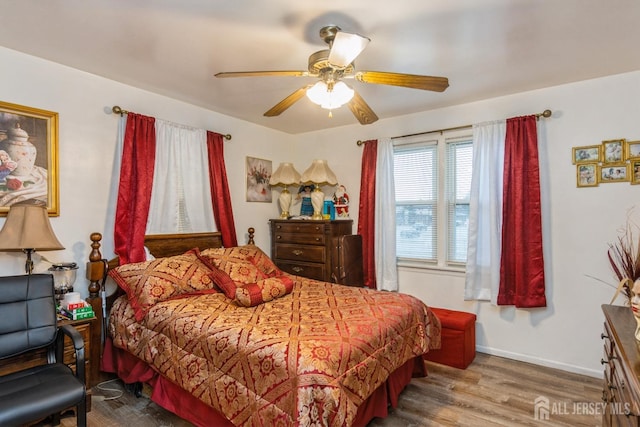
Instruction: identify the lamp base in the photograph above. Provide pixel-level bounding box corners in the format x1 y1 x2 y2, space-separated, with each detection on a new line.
311 187 324 220
278 188 292 219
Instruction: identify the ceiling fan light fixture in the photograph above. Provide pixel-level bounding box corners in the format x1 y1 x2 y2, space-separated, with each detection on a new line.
328 31 370 68
306 81 354 110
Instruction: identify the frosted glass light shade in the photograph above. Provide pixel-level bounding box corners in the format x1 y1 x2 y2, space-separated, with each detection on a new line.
328 31 370 68
306 81 354 110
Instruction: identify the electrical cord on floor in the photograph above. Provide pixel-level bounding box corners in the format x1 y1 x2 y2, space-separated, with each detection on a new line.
95 378 124 401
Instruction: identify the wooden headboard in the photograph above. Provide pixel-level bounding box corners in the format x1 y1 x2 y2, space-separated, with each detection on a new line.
85 228 255 336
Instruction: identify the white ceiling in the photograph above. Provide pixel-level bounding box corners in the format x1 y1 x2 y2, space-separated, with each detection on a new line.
1 0 639 134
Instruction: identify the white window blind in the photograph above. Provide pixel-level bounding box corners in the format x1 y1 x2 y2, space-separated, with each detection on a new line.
394 142 437 261
446 139 473 264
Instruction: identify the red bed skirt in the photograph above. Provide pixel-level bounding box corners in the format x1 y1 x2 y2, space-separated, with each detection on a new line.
102 338 426 426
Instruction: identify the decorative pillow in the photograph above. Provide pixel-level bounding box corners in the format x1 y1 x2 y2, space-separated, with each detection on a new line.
200 245 283 283
198 246 272 283
109 250 217 321
209 265 294 307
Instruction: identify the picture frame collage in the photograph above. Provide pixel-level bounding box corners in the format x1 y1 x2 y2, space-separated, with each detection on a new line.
573 138 640 188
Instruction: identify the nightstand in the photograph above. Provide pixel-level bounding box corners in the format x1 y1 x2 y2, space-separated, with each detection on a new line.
269 219 353 282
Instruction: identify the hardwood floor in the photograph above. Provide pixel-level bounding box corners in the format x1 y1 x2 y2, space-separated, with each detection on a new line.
43 353 603 427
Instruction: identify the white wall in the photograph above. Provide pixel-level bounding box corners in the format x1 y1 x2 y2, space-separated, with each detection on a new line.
301 70 640 377
0 46 294 289
1 45 638 378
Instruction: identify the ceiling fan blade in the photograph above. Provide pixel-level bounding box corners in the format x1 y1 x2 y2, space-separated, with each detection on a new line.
355 71 449 92
264 85 313 117
215 71 311 78
328 31 370 68
347 91 378 125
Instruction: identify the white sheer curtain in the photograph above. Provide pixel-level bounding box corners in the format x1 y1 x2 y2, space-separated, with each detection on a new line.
146 119 216 234
464 120 506 303
374 137 398 291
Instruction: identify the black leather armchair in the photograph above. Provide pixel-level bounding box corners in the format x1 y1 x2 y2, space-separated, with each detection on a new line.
0 274 86 427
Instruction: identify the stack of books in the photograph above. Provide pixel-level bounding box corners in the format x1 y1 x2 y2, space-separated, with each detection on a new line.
59 301 95 320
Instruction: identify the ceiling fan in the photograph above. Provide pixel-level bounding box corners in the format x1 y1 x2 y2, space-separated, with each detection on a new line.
215 25 449 125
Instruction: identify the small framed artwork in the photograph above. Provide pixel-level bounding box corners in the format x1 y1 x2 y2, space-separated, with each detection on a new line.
599 163 629 183
0 100 59 216
572 145 601 164
245 156 272 202
576 163 598 188
631 160 640 185
602 139 626 164
627 140 640 160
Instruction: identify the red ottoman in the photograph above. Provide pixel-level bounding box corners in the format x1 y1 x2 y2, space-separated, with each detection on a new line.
425 307 476 369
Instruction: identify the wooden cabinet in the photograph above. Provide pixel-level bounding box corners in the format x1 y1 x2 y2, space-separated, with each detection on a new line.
601 304 640 426
0 315 100 389
270 219 352 282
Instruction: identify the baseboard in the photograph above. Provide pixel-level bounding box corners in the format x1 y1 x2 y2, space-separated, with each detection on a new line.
476 345 603 379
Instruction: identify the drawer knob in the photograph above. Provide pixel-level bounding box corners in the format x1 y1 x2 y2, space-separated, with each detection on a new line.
608 383 617 390
601 358 609 365
315 237 321 242
601 333 609 340
276 235 282 240
292 250 304 256
292 267 304 273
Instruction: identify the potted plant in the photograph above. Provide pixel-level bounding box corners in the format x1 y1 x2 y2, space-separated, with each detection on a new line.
608 219 640 305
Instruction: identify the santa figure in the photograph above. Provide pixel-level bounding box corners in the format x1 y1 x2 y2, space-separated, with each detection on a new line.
333 185 349 218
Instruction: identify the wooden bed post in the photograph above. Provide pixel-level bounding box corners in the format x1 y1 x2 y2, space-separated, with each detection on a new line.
248 227 255 245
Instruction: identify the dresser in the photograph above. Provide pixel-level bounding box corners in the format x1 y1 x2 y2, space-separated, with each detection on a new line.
601 304 640 426
269 219 353 282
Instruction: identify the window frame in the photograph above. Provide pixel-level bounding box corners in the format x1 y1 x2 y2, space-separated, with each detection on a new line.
393 128 473 272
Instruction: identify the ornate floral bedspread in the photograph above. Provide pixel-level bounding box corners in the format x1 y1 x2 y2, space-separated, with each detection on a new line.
109 276 441 426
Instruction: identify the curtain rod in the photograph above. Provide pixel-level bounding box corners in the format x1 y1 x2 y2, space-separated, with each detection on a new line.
111 105 232 141
356 109 552 146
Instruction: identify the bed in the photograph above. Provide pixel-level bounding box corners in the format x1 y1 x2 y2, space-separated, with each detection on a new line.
86 229 441 427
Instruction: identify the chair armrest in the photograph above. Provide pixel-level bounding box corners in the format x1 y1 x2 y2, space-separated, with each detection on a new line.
57 324 86 385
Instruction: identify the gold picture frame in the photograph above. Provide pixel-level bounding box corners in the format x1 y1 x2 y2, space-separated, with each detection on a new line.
576 163 598 188
599 163 629 183
245 156 272 202
572 145 601 164
602 139 626 164
0 101 59 216
627 140 640 160
631 160 640 185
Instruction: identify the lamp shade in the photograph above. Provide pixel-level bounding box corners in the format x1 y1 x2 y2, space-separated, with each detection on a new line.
269 162 301 186
300 159 338 186
0 204 64 251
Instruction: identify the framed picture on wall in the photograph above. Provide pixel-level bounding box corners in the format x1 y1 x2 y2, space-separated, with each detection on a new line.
576 163 598 188
627 141 640 160
572 145 601 164
631 161 640 185
245 156 272 202
599 163 629 183
602 139 626 164
0 101 59 216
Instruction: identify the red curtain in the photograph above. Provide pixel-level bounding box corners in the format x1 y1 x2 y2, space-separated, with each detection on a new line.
358 140 378 289
206 131 237 247
498 115 546 307
114 113 156 265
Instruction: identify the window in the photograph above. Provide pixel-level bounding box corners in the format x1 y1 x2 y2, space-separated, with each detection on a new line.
394 130 473 268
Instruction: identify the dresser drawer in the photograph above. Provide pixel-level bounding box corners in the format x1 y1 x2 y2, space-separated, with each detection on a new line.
274 232 325 245
277 261 325 281
273 222 325 236
275 243 325 263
